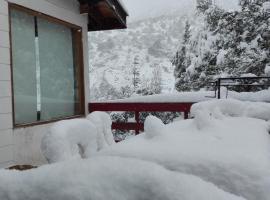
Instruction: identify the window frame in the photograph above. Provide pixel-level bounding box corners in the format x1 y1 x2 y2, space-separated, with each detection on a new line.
9 3 86 128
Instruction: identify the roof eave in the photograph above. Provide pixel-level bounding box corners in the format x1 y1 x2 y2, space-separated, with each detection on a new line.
78 0 128 32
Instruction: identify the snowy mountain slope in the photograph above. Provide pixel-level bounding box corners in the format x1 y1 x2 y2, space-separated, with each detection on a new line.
88 1 241 101
88 12 192 100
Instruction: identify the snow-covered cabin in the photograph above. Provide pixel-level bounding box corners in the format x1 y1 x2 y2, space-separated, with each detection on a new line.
0 0 128 168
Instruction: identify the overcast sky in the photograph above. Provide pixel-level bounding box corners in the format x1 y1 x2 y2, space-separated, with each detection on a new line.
121 0 240 21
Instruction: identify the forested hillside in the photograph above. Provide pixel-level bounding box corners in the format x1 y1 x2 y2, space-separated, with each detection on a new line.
88 12 193 100
173 0 270 91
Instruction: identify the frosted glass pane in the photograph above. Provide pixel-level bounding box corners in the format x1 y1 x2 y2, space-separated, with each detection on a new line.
38 18 76 120
10 9 37 124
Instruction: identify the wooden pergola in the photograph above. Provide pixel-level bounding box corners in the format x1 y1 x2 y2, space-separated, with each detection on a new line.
78 0 128 31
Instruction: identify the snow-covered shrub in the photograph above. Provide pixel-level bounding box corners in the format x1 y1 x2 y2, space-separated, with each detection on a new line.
41 112 115 163
265 64 270 76
41 119 98 163
192 107 213 130
87 112 115 149
144 116 165 139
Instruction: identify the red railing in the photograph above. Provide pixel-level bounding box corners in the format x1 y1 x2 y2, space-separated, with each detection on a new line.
89 102 194 135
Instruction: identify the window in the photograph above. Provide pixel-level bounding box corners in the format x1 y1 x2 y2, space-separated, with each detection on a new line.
10 5 85 126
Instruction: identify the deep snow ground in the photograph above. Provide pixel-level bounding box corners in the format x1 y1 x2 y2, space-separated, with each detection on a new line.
0 99 270 200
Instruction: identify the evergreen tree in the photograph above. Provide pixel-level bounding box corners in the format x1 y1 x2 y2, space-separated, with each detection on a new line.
150 66 162 94
131 56 141 92
173 0 270 92
196 0 213 13
173 21 191 91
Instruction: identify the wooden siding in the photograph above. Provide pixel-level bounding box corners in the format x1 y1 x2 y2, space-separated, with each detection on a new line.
0 0 14 166
0 0 90 167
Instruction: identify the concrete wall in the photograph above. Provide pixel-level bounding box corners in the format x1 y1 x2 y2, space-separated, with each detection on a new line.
0 0 89 167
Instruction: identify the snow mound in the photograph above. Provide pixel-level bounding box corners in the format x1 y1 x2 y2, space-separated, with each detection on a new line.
144 116 165 139
263 2 270 11
191 99 270 121
265 64 270 75
227 88 270 102
87 112 115 150
6 100 270 199
0 157 245 200
100 114 270 200
41 119 98 163
192 107 213 130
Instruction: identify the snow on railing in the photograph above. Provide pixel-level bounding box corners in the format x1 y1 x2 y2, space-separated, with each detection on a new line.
214 76 270 99
88 102 195 135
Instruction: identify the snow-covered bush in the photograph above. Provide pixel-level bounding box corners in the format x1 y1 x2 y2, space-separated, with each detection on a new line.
41 112 115 163
41 119 98 163
144 116 165 139
265 64 270 76
87 112 115 150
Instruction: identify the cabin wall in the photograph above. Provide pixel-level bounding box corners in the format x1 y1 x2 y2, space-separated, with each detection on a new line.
0 0 14 168
0 0 90 167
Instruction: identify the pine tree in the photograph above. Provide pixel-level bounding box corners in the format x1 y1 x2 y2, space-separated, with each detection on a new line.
196 0 213 13
131 56 141 92
150 66 162 94
173 21 191 91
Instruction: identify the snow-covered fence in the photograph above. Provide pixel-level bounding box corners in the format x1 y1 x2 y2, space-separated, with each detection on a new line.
215 76 270 99
89 102 194 135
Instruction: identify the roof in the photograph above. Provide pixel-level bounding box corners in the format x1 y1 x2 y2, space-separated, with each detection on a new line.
115 0 129 16
78 0 128 31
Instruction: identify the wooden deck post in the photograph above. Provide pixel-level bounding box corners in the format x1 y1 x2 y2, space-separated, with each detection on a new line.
135 111 140 135
184 111 189 120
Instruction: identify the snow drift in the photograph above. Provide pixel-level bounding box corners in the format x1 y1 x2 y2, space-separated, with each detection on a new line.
100 100 270 200
1 99 270 200
0 156 245 200
191 99 270 121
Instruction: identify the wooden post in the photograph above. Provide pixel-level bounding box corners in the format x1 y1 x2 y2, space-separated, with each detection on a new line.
184 111 189 120
217 78 221 99
135 111 140 135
